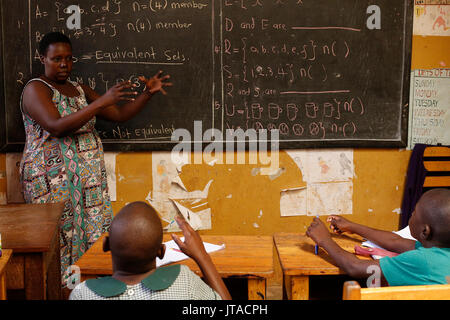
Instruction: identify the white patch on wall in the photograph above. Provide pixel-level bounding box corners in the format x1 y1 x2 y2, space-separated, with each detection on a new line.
284 149 354 216
150 152 212 231
280 187 307 216
258 210 263 218
307 182 353 216
413 5 450 37
104 152 118 202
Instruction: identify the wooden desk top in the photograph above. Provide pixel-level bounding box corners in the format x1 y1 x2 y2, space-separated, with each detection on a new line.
274 232 370 276
77 234 274 279
0 203 64 253
0 249 13 275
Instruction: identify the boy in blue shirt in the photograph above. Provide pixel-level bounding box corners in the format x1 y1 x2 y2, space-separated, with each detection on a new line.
306 188 450 286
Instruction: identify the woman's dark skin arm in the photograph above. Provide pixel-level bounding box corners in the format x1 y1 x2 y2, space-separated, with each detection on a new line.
83 71 172 123
22 71 172 138
171 216 232 300
23 80 138 138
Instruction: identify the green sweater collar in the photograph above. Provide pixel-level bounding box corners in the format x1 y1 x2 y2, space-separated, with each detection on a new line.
85 265 181 298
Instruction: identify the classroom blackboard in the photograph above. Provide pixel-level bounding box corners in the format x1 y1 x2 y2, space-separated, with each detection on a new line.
0 0 413 152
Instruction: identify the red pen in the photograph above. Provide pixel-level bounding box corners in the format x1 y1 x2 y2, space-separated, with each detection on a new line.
171 247 183 253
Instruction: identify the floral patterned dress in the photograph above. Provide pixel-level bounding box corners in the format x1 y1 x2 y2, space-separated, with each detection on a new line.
19 78 113 285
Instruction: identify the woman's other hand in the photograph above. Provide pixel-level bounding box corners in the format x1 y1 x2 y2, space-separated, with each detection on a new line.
139 71 172 96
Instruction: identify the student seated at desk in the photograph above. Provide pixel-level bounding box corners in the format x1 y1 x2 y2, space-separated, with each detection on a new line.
69 202 231 300
306 188 450 286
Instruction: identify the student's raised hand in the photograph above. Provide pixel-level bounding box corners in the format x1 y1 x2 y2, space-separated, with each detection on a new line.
139 70 172 96
98 81 138 106
327 215 354 234
306 217 332 246
171 216 208 262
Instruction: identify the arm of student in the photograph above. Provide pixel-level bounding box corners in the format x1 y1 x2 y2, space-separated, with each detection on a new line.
307 217 386 281
88 71 172 123
171 216 232 300
327 215 416 253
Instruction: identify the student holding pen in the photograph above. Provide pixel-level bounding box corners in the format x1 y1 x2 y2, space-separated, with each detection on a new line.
306 189 450 286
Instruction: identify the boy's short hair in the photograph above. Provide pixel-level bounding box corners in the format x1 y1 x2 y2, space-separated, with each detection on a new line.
421 188 450 245
109 202 163 274
39 32 72 56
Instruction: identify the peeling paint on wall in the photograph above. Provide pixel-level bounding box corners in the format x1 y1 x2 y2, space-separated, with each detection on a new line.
414 4 450 36
149 153 212 231
283 150 354 216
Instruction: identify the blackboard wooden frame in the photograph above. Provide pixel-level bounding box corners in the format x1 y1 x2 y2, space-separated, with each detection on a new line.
0 2 5 151
0 0 414 152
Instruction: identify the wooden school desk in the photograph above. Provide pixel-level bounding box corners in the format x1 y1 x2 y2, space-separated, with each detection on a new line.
274 232 370 300
0 203 64 300
76 234 274 300
0 249 13 300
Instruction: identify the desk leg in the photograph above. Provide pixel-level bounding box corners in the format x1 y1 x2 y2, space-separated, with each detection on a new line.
25 253 45 300
248 278 266 300
0 274 6 300
46 232 62 300
285 275 309 300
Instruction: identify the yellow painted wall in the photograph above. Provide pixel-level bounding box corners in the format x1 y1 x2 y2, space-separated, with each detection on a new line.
412 35 450 69
112 150 410 236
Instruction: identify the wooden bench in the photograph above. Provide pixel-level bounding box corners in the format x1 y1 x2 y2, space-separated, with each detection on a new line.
343 281 450 300
423 146 450 188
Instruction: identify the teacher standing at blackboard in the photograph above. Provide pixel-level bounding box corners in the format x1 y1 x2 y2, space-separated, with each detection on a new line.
19 32 172 287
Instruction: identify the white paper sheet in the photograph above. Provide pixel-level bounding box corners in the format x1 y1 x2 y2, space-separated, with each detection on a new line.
361 226 416 259
156 237 225 267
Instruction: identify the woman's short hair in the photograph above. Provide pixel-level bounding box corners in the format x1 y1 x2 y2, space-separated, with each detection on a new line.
39 32 72 56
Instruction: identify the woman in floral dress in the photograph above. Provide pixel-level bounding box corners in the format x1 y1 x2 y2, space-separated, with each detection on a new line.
19 32 172 286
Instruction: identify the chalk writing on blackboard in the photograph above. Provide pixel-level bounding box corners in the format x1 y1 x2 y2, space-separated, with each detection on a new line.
0 0 413 151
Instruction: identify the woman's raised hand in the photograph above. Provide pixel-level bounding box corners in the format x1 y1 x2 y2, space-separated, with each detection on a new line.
139 70 172 96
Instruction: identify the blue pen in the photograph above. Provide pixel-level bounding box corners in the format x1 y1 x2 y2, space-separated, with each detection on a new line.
314 215 319 255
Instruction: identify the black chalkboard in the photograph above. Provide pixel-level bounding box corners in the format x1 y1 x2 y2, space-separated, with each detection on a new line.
0 0 413 152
